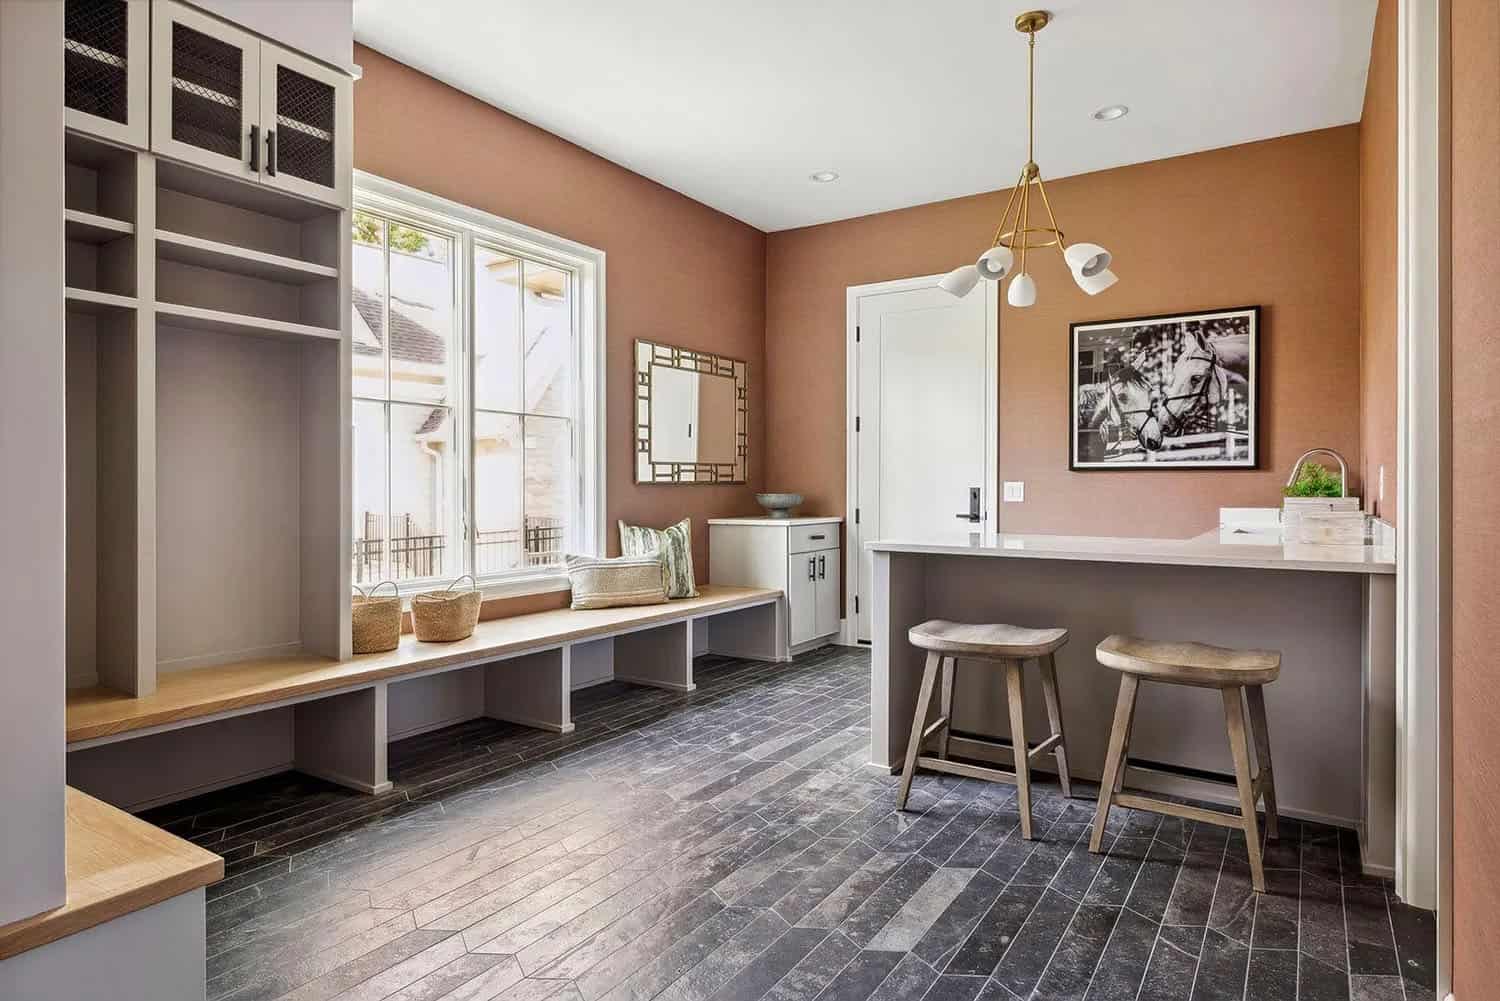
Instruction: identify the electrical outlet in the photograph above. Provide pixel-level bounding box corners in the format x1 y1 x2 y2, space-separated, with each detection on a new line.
1003 481 1025 503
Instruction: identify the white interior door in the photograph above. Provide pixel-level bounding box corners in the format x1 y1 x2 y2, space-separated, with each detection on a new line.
852 277 997 642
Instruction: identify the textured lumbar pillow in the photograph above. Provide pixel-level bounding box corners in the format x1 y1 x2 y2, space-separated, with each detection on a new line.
618 517 699 599
565 553 669 610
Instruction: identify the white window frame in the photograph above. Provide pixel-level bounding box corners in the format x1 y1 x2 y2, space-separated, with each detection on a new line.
354 170 606 597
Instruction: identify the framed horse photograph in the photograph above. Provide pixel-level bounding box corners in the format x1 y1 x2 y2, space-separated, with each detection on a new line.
1070 306 1259 470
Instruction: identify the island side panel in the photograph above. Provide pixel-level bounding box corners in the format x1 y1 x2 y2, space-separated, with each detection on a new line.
918 555 1366 828
871 550 928 770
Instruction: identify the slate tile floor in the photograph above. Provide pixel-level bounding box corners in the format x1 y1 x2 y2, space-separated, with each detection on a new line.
143 646 1437 1001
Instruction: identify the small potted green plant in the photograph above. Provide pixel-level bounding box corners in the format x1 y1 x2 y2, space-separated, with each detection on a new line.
1282 463 1361 542
1282 462 1344 499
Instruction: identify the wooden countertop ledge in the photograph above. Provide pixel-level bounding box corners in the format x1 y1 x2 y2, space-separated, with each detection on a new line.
67 584 782 743
0 788 223 961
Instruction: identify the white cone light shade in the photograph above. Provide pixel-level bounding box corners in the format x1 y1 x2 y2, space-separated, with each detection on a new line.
1064 242 1112 278
1073 267 1118 296
938 264 981 297
1007 272 1037 307
975 245 1014 281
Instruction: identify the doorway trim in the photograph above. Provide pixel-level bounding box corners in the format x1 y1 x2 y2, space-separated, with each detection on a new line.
843 273 1000 645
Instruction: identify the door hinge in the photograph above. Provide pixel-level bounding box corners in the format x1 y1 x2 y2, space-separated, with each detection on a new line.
854 595 860 614
855 326 861 343
855 416 861 432
855 508 860 525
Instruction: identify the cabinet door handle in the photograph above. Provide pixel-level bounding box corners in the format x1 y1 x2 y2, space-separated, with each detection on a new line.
818 554 826 579
249 124 260 172
807 557 816 581
266 130 277 176
807 533 826 541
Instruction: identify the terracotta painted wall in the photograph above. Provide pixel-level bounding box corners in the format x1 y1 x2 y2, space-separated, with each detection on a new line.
765 127 1363 537
1450 0 1500 992
352 46 767 576
1360 0 1398 523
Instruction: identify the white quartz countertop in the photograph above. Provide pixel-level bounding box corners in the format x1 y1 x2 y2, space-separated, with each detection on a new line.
867 527 1395 574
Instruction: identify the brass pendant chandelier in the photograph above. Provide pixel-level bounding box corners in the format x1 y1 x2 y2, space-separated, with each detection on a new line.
938 10 1117 305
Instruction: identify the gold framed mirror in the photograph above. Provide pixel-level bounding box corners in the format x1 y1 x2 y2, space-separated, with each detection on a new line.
634 339 748 484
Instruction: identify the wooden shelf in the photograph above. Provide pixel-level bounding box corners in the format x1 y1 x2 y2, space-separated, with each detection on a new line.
0 788 221 962
65 209 134 245
155 301 340 341
65 287 138 315
155 229 335 285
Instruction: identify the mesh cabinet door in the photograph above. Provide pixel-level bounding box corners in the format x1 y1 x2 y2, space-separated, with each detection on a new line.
260 45 351 207
64 0 148 147
150 0 259 178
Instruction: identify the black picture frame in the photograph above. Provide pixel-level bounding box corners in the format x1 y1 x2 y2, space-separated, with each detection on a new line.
1069 305 1260 470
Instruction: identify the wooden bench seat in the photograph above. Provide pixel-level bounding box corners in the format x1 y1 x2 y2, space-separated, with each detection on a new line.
68 584 780 744
0 788 222 962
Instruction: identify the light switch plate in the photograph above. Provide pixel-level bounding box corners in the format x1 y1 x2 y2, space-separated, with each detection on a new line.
1003 481 1025 503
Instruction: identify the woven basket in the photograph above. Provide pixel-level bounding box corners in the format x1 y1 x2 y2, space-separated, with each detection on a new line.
411 575 482 642
352 581 402 654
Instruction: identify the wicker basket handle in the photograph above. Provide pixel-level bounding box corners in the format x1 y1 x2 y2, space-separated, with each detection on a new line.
414 575 477 605
447 574 476 592
355 580 399 599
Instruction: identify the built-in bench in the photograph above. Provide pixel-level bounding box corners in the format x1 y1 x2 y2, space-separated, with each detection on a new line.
66 585 785 804
0 788 222 990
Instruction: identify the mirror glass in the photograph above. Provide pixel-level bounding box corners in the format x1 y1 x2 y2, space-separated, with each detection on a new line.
635 340 747 483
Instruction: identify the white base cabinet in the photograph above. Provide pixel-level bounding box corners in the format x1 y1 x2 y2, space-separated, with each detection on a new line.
709 517 843 655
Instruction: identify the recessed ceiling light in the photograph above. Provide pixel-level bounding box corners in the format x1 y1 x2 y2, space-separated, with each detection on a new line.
1092 104 1129 121
809 170 839 183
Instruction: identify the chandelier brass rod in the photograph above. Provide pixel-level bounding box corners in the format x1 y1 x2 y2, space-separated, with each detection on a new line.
990 166 1029 249
1018 168 1031 274
1027 23 1036 165
1032 171 1067 256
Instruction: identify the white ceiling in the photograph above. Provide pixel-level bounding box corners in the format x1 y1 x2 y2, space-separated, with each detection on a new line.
353 1 1377 233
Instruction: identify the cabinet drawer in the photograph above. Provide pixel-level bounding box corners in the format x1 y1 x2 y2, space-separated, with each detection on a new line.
789 524 838 554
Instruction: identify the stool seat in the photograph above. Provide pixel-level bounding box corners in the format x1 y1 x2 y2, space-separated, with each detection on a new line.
1096 635 1280 688
909 620 1069 659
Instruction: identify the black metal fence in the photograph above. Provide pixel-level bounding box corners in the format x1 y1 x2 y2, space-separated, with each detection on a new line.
353 514 564 583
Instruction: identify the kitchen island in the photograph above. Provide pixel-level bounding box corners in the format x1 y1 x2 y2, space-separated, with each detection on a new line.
868 527 1397 872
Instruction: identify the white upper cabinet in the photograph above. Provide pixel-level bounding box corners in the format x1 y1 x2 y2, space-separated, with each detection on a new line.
65 0 150 148
259 46 351 207
151 0 350 207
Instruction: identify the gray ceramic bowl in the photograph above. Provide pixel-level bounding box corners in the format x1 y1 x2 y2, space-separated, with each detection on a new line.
755 493 804 519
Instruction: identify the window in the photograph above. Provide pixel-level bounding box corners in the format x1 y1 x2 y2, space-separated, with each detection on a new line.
352 175 604 590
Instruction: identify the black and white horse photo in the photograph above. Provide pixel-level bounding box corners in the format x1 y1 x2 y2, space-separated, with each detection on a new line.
1070 307 1258 469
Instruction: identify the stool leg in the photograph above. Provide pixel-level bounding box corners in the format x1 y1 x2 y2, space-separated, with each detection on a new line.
1114 704 1135 794
898 652 942 811
1038 653 1072 799
1245 685 1280 840
1005 660 1033 840
1090 674 1138 853
937 656 956 761
1223 686 1266 893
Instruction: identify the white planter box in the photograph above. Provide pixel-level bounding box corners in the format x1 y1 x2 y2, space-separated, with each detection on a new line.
1281 496 1361 539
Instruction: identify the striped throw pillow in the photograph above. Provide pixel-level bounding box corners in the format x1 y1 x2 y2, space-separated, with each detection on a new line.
618 518 699 599
565 554 669 610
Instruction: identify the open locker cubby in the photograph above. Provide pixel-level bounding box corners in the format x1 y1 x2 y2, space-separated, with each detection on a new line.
153 324 345 674
66 307 150 695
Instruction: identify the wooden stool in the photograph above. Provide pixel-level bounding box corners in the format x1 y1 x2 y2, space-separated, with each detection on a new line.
897 619 1072 839
1089 634 1281 892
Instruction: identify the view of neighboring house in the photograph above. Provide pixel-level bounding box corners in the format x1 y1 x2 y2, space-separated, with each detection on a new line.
351 217 572 583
